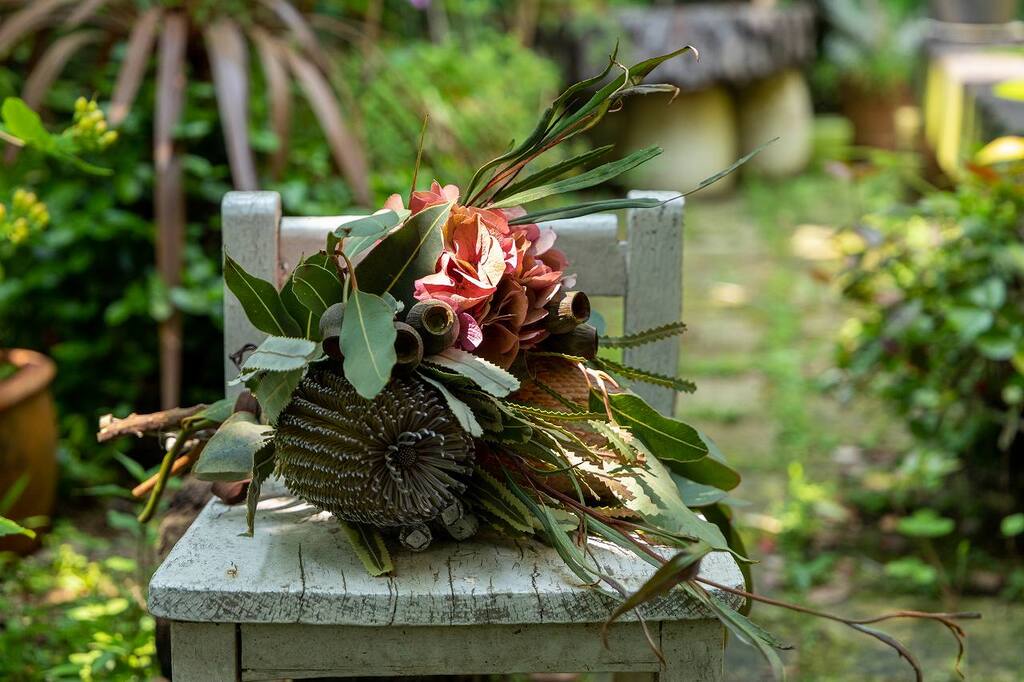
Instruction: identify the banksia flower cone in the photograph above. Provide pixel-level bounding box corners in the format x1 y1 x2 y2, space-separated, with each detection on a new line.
275 365 475 527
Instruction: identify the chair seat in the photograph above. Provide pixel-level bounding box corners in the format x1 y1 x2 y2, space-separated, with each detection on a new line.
149 481 745 627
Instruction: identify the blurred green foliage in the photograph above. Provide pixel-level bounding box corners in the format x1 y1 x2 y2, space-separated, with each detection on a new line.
837 165 1024 544
0 516 158 680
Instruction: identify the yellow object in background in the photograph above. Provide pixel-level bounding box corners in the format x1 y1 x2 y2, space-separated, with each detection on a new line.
975 135 1024 165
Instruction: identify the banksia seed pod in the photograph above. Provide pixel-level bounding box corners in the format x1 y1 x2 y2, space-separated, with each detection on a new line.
539 323 598 359
274 365 475 527
545 291 591 334
393 322 424 373
319 302 345 359
406 299 460 354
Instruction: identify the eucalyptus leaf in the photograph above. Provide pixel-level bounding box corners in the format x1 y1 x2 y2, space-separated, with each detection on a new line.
292 259 344 316
244 443 276 537
604 543 710 627
665 429 742 491
241 336 320 373
192 412 273 482
224 253 302 337
333 210 401 258
355 202 452 306
181 397 235 429
280 278 319 340
340 289 397 399
425 348 520 397
672 474 728 507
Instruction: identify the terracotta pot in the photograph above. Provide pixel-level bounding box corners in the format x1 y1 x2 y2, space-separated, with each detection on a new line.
0 349 58 554
840 80 913 151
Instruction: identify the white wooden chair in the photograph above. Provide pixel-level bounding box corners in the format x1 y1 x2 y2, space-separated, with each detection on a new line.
148 190 744 681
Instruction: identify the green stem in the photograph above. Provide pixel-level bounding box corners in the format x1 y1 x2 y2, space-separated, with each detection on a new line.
137 426 194 523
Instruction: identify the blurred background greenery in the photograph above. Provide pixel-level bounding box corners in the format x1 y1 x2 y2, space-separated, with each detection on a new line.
1 0 1023 679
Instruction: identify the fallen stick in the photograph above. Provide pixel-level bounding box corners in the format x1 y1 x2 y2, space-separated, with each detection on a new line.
97 404 205 443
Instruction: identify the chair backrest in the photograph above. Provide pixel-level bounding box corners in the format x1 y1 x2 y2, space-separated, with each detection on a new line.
222 190 684 414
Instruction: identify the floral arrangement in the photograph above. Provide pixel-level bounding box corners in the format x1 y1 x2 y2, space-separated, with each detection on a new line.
97 47 977 679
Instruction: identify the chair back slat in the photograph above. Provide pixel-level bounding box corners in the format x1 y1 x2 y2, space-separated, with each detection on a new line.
222 191 684 414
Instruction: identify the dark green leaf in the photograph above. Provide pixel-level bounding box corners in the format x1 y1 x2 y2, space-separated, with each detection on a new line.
506 476 595 583
182 397 235 429
490 146 662 209
224 253 302 337
593 392 708 462
600 321 688 348
280 278 319 340
494 145 614 200
339 521 393 576
604 543 710 628
665 429 742 491
292 259 344 316
340 289 397 399
590 356 696 393
673 475 728 507
244 443 276 537
468 466 534 533
192 412 273 482
509 198 661 226
355 202 452 306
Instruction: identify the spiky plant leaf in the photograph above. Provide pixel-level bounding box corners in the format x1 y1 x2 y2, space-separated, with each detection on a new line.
339 521 393 576
425 348 519 397
590 356 696 393
509 198 661 226
508 403 604 422
420 374 483 437
589 420 636 462
469 467 534 534
599 321 688 348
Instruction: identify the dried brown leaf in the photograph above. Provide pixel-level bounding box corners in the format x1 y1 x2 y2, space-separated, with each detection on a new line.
0 0 65 58
204 18 258 190
63 0 107 27
22 30 100 110
249 27 291 179
108 6 161 126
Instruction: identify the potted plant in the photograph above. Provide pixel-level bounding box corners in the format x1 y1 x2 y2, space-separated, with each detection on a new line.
819 0 925 150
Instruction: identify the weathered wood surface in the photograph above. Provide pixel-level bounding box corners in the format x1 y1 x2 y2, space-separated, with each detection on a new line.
236 620 722 680
575 3 816 90
150 481 744 626
624 192 683 415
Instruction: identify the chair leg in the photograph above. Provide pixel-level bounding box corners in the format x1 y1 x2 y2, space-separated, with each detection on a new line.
656 621 724 682
170 621 239 681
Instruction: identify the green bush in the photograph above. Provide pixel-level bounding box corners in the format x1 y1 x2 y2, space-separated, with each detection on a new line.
837 165 1024 539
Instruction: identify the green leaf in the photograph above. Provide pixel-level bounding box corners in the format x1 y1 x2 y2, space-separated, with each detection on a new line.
665 429 742 491
355 202 452 306
252 368 305 425
604 543 710 628
506 476 595 583
420 374 483 436
224 253 302 337
241 336 320 373
182 397 235 429
0 515 36 539
594 392 708 462
192 412 273 482
896 509 955 538
976 332 1016 361
489 146 662 209
495 145 614 200
468 466 534 533
334 211 402 258
244 444 276 537
340 289 397 399
425 348 520 397
600 321 688 348
681 138 777 196
280 278 319 340
946 307 993 341
509 198 661 226
589 420 637 462
966 277 1006 309
339 521 393 576
673 475 728 507
2 97 51 148
292 258 344 317
684 583 789 680
1001 513 1024 537
703 502 754 606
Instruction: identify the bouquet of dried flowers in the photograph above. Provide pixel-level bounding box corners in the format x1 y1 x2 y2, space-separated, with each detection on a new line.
99 47 977 679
